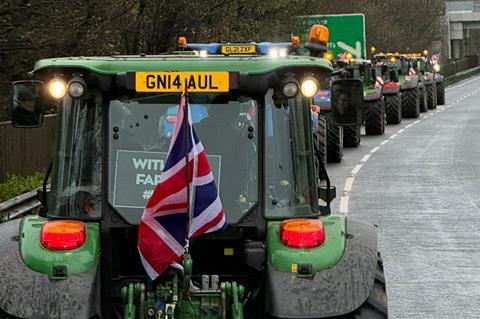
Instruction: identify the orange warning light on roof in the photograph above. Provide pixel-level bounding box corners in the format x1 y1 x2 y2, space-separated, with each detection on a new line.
291 36 300 47
178 36 187 46
307 25 329 45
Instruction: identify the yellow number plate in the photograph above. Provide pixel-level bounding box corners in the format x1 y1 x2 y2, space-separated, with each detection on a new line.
135 72 229 93
221 45 256 54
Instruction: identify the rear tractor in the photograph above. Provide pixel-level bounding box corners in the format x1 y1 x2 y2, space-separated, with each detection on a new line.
0 25 388 319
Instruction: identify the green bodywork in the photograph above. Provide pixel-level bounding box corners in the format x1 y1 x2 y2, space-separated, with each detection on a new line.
34 55 332 75
19 215 100 280
267 215 346 273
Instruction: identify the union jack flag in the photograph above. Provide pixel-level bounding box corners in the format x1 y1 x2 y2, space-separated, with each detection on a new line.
138 93 226 279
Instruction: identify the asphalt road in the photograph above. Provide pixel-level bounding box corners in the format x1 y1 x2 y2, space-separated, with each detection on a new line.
326 75 480 319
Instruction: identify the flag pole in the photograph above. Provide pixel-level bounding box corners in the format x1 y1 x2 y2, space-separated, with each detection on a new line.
183 89 191 251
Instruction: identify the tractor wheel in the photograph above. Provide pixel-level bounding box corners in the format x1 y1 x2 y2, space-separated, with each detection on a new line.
314 115 327 180
419 85 428 113
0 309 19 319
384 93 402 124
325 113 343 163
343 125 361 148
401 88 420 118
348 254 388 319
436 81 445 105
364 98 385 135
426 84 437 110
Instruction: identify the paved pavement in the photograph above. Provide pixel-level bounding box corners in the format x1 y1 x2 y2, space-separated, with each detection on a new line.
326 75 480 318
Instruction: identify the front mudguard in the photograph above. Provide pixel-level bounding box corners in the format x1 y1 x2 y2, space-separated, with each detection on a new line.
266 218 378 318
382 86 400 95
0 219 100 319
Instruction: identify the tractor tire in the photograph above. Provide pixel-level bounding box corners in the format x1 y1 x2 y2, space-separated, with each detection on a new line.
436 81 445 105
427 84 437 110
364 98 385 135
343 125 361 148
314 115 327 180
325 113 343 163
384 93 402 124
0 309 19 319
348 254 388 319
419 85 428 113
401 88 420 118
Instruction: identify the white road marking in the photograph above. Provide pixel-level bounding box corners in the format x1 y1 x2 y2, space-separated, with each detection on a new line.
413 120 421 124
370 146 381 154
405 124 413 128
361 154 371 162
344 177 355 192
380 140 389 146
351 164 363 175
339 196 349 214
390 133 399 140
398 128 406 134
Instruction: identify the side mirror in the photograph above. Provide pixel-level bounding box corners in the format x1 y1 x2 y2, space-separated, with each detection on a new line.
11 80 46 128
331 79 364 126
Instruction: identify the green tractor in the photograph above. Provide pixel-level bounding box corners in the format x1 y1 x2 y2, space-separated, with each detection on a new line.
426 55 445 106
409 53 437 111
333 57 386 147
372 54 402 124
386 53 421 118
0 26 388 319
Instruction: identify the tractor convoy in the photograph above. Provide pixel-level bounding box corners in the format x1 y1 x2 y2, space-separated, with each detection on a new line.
0 18 447 319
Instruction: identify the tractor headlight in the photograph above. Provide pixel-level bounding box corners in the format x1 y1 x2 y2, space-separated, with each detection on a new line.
300 78 319 98
68 81 86 98
283 82 299 98
48 79 67 99
433 64 440 72
269 48 288 59
68 77 87 98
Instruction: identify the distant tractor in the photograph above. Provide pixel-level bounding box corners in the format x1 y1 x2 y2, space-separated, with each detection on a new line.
427 54 445 106
409 53 437 111
373 54 402 124
333 57 385 147
387 53 421 118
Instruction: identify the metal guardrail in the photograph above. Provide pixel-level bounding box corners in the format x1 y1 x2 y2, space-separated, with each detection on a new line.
0 189 41 222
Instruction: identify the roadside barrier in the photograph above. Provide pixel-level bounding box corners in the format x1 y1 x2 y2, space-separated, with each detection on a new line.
0 189 40 222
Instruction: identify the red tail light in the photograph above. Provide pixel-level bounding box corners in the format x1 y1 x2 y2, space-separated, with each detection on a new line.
40 221 86 250
280 219 325 248
166 116 177 123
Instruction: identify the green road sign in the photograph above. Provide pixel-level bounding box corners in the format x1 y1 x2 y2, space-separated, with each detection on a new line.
300 14 367 59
